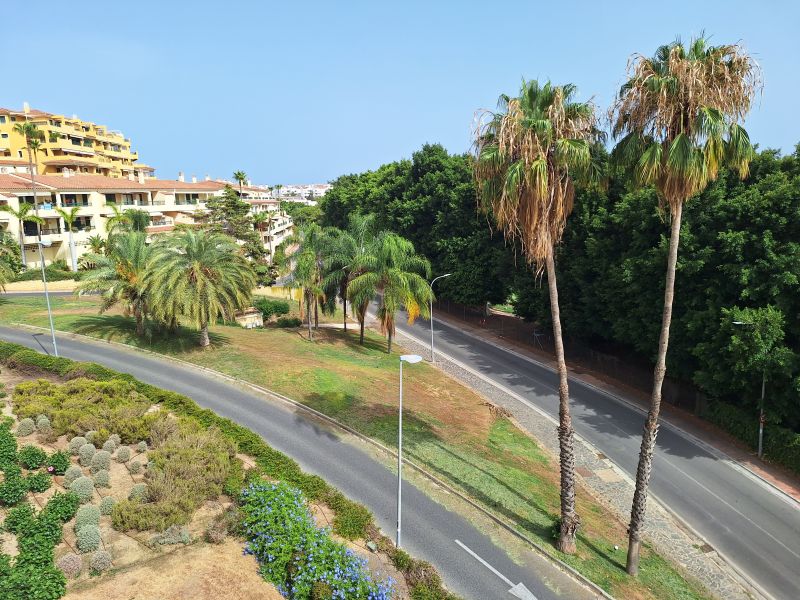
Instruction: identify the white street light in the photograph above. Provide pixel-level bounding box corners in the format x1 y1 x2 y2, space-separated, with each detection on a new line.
397 354 422 548
428 274 451 363
733 320 766 458
37 239 58 357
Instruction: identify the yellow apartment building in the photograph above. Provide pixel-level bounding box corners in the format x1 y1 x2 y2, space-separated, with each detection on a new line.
0 104 155 180
0 172 293 268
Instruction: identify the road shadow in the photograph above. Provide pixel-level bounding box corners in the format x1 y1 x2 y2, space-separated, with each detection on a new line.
71 315 229 352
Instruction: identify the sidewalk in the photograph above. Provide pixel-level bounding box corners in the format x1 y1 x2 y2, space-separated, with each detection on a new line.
436 308 800 505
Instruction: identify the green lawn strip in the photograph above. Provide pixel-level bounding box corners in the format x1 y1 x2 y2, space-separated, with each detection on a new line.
0 339 456 600
0 296 710 599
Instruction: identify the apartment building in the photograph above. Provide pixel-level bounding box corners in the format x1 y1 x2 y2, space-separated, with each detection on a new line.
0 105 154 180
0 173 293 267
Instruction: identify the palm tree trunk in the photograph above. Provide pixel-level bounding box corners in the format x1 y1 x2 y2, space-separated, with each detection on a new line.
199 322 210 347
359 316 365 345
342 295 347 332
18 227 26 267
626 202 683 575
68 229 77 272
135 307 145 337
306 291 313 340
314 300 319 329
387 329 393 353
545 250 580 554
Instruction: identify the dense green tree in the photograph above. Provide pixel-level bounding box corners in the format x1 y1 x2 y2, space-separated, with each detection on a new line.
205 185 260 247
0 203 42 267
280 201 322 227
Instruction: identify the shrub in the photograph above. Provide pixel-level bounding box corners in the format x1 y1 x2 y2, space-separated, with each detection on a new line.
36 415 53 436
76 524 101 553
0 475 27 506
99 496 116 516
18 444 47 469
115 446 131 463
102 439 117 453
108 434 121 446
16 418 35 436
128 483 148 502
254 297 291 321
241 481 392 599
63 465 84 487
128 460 142 474
89 550 112 573
74 505 101 533
275 316 302 328
4 502 35 534
149 524 191 546
68 436 87 455
26 472 52 493
90 450 111 474
45 451 70 476
57 553 82 579
93 469 110 488
78 443 96 467
42 492 80 522
205 507 241 544
137 441 147 453
69 476 95 503
84 430 98 444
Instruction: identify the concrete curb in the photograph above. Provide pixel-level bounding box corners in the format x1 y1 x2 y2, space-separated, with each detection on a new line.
7 322 615 600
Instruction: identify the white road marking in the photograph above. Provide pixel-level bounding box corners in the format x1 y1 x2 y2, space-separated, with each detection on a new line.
454 539 538 599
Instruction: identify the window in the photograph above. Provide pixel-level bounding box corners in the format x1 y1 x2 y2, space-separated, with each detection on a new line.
0 116 6 123
105 193 116 204
17 150 23 158
1 133 7 139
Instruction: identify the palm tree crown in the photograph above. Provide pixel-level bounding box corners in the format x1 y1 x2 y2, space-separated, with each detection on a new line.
474 80 602 271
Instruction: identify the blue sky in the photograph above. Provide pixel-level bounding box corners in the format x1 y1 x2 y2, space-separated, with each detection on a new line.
2 1 796 184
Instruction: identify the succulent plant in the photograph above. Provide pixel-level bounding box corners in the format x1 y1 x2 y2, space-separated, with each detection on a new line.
136 441 148 453
69 436 88 455
115 446 131 463
93 469 110 488
102 439 117 453
99 496 116 516
63 465 84 487
90 450 111 474
128 460 142 475
76 524 101 553
69 476 95 503
74 505 101 533
78 443 96 467
128 483 148 502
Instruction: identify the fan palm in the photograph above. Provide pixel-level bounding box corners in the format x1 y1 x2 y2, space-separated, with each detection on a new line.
233 170 247 197
147 230 256 347
0 202 43 267
348 232 432 353
76 232 153 336
473 79 601 554
55 206 81 271
610 36 760 575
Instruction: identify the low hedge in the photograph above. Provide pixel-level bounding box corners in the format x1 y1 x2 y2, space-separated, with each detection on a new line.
703 399 800 474
0 340 458 599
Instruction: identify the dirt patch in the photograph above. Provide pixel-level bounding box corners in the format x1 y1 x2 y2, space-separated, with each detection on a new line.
63 539 283 600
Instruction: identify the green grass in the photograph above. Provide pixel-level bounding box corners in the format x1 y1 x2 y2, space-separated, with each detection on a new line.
0 294 711 600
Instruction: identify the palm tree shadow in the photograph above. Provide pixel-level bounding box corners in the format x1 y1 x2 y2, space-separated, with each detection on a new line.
71 315 229 351
299 326 389 354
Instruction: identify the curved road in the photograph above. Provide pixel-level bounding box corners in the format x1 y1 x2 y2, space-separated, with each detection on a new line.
392 313 800 599
0 324 593 600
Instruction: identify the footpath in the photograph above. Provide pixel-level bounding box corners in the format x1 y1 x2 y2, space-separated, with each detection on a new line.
389 310 800 600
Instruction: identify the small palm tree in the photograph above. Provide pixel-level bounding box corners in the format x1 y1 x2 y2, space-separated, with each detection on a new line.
610 36 760 575
473 79 601 553
0 202 43 267
76 232 153 336
87 234 105 254
348 232 432 353
104 203 130 242
233 170 247 197
289 224 327 338
147 230 256 347
55 206 81 272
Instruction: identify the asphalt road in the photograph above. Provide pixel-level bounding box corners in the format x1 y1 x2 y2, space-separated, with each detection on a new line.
392 313 800 599
0 324 592 600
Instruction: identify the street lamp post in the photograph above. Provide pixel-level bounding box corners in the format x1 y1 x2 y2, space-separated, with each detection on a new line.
733 320 766 458
397 354 422 548
38 240 58 356
428 273 451 363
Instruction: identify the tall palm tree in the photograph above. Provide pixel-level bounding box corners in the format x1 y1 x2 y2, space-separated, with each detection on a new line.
0 202 43 267
348 232 432 353
233 170 247 197
610 36 760 575
147 230 256 347
13 122 45 256
473 79 601 554
76 232 154 336
289 223 327 338
55 206 81 272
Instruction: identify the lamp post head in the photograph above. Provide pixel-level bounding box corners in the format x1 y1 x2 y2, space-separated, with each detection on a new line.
400 354 423 364
38 239 52 248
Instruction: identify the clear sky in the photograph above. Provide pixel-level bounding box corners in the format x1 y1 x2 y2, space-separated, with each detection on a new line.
3 1 796 184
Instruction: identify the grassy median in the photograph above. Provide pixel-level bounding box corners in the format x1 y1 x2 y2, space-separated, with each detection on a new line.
0 293 711 600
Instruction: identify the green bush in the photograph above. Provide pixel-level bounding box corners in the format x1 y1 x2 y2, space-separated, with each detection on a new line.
128 483 148 502
136 441 148 453
128 460 142 474
45 451 70 476
275 316 302 328
63 465 84 487
99 496 116 516
26 472 52 493
36 415 52 435
90 450 111 474
69 476 95 504
254 297 291 321
76 524 101 553
18 445 47 469
68 436 87 455
41 492 80 522
0 475 27 506
102 439 117 453
74 505 101 533
84 430 99 444
4 503 35 534
13 264 75 283
16 418 35 437
93 469 110 488
115 446 131 463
